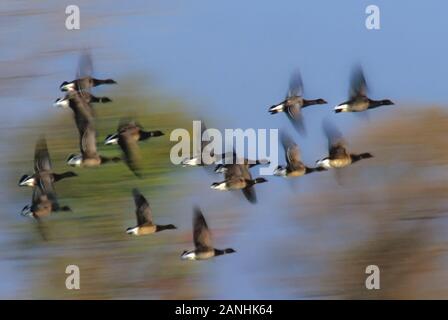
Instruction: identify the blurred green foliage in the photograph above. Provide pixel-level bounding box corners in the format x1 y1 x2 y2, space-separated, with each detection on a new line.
8 78 204 299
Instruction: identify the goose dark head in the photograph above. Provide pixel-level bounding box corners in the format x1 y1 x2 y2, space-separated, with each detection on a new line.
316 98 327 104
254 177 268 184
381 99 394 106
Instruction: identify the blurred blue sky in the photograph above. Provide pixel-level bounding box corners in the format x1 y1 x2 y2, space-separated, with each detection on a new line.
1 0 448 298
20 0 447 164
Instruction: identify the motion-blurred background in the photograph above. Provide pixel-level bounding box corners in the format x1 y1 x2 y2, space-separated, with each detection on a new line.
1 0 448 299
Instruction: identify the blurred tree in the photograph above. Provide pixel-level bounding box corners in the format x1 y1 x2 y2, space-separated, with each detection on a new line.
282 107 448 299
8 79 205 299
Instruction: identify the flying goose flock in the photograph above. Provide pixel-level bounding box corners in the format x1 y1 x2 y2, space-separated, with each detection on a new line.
17 53 394 261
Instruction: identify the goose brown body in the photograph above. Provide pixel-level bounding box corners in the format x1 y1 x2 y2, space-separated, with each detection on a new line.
269 70 327 133
29 186 53 219
275 132 325 177
334 66 394 113
211 163 267 203
22 183 71 221
60 76 117 92
19 137 77 189
181 207 235 261
80 124 104 166
104 120 164 176
126 189 176 236
316 120 373 169
67 113 121 167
